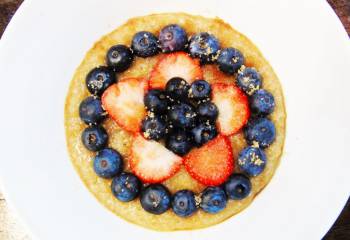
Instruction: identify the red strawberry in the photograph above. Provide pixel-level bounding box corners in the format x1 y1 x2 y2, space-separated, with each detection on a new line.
130 134 183 183
102 78 147 133
149 52 203 89
212 83 250 136
184 135 233 186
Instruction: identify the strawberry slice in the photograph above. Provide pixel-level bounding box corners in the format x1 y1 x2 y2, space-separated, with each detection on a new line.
102 78 147 133
130 134 183 183
149 52 203 89
184 135 233 186
212 83 250 135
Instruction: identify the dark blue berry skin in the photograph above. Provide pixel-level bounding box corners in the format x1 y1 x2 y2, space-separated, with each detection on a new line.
217 48 245 75
167 103 196 129
93 148 123 178
159 24 188 53
79 96 105 125
224 174 252 200
197 102 218 122
245 118 276 148
189 80 211 100
81 125 108 152
86 66 116 96
140 184 171 215
144 89 168 113
236 67 262 95
189 32 220 64
141 116 166 141
172 190 197 217
131 31 159 57
106 45 134 72
200 187 227 214
237 146 267 177
165 130 193 156
250 89 275 116
165 77 190 100
111 172 141 202
191 123 217 147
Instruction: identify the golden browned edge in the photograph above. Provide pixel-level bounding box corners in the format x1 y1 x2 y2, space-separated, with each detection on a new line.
64 12 286 231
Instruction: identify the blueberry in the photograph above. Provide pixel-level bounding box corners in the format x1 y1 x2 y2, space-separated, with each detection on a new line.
200 187 227 214
131 31 159 57
172 190 197 217
86 66 116 96
106 45 134 72
217 48 245 75
159 24 187 53
167 103 196 129
165 130 193 156
237 146 266 177
224 174 252 200
189 80 211 100
189 32 220 63
79 96 105 125
144 89 168 113
93 148 123 178
165 77 190 100
191 123 217 147
141 116 166 141
245 118 276 148
250 89 275 116
111 172 141 202
140 184 171 214
197 102 218 122
81 125 108 151
236 67 262 95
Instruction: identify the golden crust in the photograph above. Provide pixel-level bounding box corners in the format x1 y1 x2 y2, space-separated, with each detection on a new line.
64 13 286 231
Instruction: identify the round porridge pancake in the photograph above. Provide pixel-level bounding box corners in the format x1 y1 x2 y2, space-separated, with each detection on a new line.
65 13 286 231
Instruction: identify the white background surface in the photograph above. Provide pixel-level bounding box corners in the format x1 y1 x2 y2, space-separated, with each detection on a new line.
0 0 349 239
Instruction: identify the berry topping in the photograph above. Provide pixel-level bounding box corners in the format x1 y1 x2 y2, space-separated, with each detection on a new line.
86 66 116 96
101 78 147 133
140 184 171 214
93 148 123 178
217 48 245 75
111 172 141 202
200 187 227 214
106 45 134 72
197 102 218 122
224 174 252 200
159 24 188 53
141 116 166 141
184 135 233 186
165 77 190 100
172 190 197 217
144 89 168 113
245 117 276 148
212 83 250 135
189 80 211 100
130 134 183 183
149 52 203 89
167 102 197 129
237 146 267 176
189 32 220 64
79 96 105 125
81 125 108 152
191 122 218 147
236 67 262 95
250 89 275 116
165 130 193 156
131 31 159 57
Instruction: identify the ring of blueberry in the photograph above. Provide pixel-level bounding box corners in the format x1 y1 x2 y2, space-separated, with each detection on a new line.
78 24 276 216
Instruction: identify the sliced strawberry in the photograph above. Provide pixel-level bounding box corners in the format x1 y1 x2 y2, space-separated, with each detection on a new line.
102 78 147 133
212 83 250 135
184 135 233 186
149 52 203 89
130 134 183 183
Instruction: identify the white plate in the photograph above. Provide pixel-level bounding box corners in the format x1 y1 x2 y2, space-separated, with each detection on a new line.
0 0 349 239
